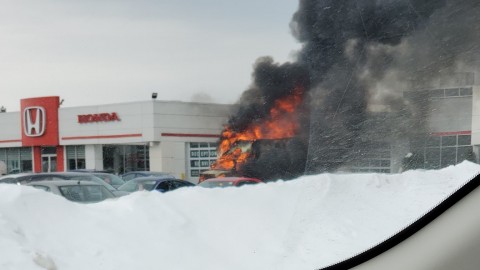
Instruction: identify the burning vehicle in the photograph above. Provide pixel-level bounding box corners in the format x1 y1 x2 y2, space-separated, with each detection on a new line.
205 138 308 182
206 82 310 182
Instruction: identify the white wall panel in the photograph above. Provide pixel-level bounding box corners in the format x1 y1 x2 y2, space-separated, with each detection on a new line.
149 143 163 172
153 101 231 136
0 112 22 147
85 145 103 170
59 101 155 145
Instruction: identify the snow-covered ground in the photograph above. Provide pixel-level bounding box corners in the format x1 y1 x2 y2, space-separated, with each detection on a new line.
1 162 479 270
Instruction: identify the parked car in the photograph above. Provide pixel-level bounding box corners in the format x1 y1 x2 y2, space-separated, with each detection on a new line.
117 176 195 193
27 180 115 203
121 171 175 182
0 172 128 197
198 177 263 188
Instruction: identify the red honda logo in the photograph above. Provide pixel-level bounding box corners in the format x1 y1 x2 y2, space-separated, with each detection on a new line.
23 106 46 137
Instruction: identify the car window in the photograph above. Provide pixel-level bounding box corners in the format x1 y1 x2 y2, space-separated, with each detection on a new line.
95 174 124 186
122 173 137 181
171 180 194 190
155 181 170 192
67 175 117 191
59 185 84 201
83 185 114 201
29 175 56 181
59 185 114 203
117 181 137 192
139 181 157 191
118 180 156 192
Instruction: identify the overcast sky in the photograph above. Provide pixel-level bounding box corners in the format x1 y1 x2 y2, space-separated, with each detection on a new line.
0 0 300 112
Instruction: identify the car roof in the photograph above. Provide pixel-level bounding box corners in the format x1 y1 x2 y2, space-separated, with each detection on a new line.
91 172 117 176
27 180 103 186
0 173 33 179
69 169 113 173
124 171 172 175
24 172 94 176
1 172 103 180
131 176 180 182
202 177 261 182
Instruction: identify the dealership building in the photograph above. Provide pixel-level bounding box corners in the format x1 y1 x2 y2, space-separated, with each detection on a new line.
350 72 480 173
0 96 230 183
0 73 479 182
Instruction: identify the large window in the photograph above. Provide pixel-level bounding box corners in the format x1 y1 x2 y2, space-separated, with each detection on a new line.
187 142 217 178
0 147 32 174
348 143 392 173
66 145 86 170
404 87 473 99
412 134 474 169
103 145 149 174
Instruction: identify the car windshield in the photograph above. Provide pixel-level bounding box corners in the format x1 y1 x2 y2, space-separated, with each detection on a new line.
1 1 480 269
146 172 173 178
58 185 115 203
94 174 125 186
118 180 157 192
138 180 157 191
65 175 117 191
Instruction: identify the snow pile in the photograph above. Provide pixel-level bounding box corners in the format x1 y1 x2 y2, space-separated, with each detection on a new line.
1 161 479 270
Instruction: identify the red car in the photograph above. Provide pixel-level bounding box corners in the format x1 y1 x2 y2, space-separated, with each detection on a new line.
198 177 262 188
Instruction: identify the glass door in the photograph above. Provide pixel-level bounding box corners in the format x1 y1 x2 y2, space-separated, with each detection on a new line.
41 155 57 172
41 147 57 172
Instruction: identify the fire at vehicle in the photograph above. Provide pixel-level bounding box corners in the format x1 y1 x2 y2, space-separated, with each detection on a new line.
206 82 310 182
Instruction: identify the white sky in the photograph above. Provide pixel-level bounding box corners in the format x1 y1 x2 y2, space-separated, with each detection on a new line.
0 0 301 112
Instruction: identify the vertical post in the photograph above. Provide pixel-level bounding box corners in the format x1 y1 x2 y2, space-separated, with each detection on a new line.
56 145 64 172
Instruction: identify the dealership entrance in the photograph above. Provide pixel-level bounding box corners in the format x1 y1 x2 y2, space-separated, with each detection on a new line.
41 147 57 172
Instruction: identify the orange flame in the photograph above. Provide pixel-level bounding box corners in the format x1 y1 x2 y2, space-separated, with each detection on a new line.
212 86 304 172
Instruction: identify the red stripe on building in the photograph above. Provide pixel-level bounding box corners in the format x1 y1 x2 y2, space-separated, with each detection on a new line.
0 139 22 143
430 131 471 136
161 133 220 138
62 133 143 140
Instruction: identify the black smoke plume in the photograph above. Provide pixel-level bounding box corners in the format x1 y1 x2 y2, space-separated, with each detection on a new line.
222 0 480 180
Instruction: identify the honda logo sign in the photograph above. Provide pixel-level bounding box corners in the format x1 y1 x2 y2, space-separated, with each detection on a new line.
23 106 46 137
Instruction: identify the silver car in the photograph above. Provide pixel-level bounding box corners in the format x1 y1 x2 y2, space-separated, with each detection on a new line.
27 180 115 203
0 172 129 197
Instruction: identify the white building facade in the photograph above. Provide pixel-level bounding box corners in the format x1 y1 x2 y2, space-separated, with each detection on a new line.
1 75 479 182
0 96 231 183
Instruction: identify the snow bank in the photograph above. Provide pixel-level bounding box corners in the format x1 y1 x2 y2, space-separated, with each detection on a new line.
1 161 479 270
